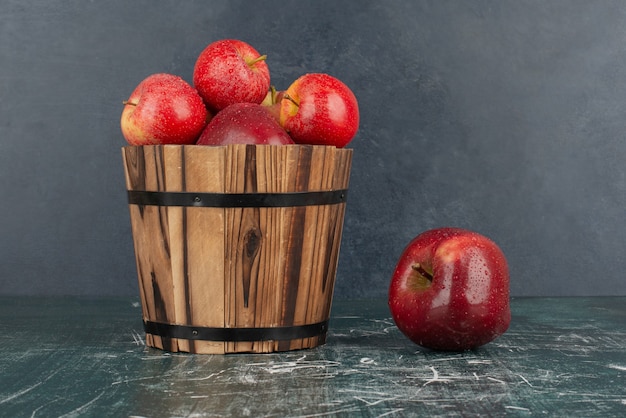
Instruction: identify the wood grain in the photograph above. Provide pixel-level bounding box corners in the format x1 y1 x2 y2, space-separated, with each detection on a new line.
122 144 352 354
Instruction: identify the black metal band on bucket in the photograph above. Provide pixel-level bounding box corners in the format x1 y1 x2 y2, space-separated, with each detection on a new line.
143 320 329 342
127 189 348 208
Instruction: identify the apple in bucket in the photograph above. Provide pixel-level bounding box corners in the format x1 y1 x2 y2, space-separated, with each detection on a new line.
388 227 511 351
279 73 359 148
193 39 271 112
196 102 294 146
120 73 209 146
260 86 285 123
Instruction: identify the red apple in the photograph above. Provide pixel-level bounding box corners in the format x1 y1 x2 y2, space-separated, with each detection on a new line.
388 228 511 351
196 102 294 146
120 73 208 145
193 39 271 112
279 73 359 148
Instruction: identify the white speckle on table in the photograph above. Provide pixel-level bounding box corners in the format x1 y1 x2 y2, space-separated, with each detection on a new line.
130 329 145 346
423 366 452 386
259 355 341 375
0 382 44 405
1 369 60 405
487 377 507 385
505 406 531 412
353 395 399 406
57 391 105 417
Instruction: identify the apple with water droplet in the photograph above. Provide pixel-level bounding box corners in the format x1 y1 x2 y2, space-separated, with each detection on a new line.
279 73 359 148
196 102 294 146
388 227 511 351
193 39 270 112
120 73 209 145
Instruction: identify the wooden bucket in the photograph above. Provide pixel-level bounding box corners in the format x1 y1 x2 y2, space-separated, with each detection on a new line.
122 144 352 354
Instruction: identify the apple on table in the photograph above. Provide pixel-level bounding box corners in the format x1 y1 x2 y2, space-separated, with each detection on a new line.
388 227 511 351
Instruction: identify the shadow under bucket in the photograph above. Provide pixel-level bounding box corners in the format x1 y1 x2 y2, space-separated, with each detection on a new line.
122 144 352 354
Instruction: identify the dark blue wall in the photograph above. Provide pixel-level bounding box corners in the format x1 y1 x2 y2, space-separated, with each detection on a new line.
1 0 625 298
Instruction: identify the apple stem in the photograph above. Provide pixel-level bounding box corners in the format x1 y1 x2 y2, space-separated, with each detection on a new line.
412 263 433 282
247 54 267 67
269 85 277 103
122 100 137 106
283 93 299 108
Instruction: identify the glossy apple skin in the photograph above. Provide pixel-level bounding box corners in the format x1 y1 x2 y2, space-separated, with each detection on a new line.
196 102 294 146
120 73 208 146
388 228 510 351
279 73 359 148
193 39 271 112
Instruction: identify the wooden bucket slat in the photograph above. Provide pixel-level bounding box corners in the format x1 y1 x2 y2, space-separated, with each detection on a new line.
122 144 352 354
